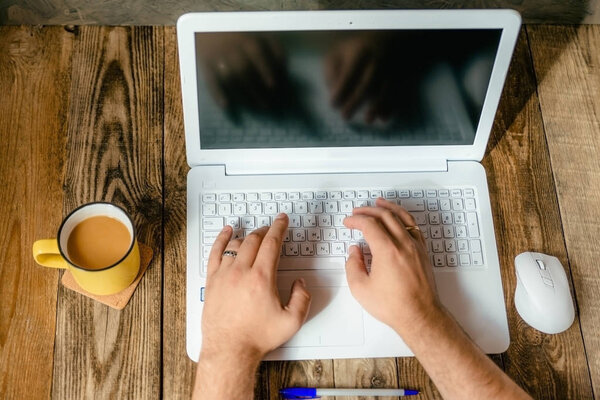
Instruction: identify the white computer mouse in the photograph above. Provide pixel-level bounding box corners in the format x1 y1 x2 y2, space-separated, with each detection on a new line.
514 252 575 334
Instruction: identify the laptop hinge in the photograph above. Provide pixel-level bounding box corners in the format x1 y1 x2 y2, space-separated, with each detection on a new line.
223 158 448 176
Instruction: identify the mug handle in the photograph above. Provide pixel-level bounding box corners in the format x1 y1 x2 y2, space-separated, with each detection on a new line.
32 239 68 269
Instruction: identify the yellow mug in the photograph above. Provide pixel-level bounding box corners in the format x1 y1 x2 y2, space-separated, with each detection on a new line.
32 202 140 295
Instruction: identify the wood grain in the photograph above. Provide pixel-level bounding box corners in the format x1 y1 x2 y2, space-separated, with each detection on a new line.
51 26 164 399
0 0 591 25
482 28 594 399
162 26 196 400
333 358 398 400
528 24 600 398
268 360 334 400
0 26 72 400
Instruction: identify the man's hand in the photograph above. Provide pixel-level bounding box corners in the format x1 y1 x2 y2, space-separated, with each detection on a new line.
343 197 442 336
201 213 311 361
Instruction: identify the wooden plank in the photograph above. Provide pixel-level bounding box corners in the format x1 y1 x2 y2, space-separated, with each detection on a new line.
51 26 164 399
162 26 196 399
0 26 72 400
268 360 334 400
334 358 398 400
481 28 594 399
0 0 591 25
528 24 600 397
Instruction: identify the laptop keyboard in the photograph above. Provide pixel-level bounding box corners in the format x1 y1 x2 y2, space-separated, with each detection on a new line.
200 188 484 275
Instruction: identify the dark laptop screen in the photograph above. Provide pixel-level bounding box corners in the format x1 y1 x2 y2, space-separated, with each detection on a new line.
194 29 502 149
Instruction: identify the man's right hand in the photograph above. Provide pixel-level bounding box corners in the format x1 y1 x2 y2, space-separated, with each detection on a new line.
343 197 443 337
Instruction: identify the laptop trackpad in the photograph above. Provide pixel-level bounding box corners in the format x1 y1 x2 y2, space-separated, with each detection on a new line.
277 273 365 347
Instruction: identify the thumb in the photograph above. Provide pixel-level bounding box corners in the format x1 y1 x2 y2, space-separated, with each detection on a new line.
284 278 311 332
345 245 368 291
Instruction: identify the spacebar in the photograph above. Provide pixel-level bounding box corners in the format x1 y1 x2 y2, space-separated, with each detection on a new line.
278 256 346 270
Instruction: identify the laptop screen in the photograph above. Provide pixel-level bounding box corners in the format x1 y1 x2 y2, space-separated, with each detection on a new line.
194 29 502 149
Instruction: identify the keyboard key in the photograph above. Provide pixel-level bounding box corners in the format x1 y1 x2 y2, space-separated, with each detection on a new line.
241 216 255 229
440 199 451 211
329 191 342 200
411 190 424 198
370 190 383 199
280 202 293 214
283 229 291 242
352 229 364 240
354 200 368 208
427 199 439 211
398 190 410 198
218 203 232 216
460 254 471 266
429 212 440 225
464 188 475 197
453 212 465 225
426 190 437 198
315 191 327 200
293 201 308 214
343 191 356 199
302 192 314 200
445 240 456 252
219 193 231 202
318 215 332 227
274 192 286 201
467 213 480 237
339 228 352 241
430 226 442 239
292 229 306 242
457 240 469 252
331 242 346 255
260 192 272 201
357 190 369 199
289 215 301 228
472 253 484 266
285 243 299 256
456 226 467 238
300 243 315 256
247 193 259 201
470 239 482 252
450 189 462 197
308 201 323 214
431 240 444 253
203 203 216 216
401 199 425 211
433 254 445 267
443 226 455 238
334 214 346 226
384 190 396 199
316 243 330 255
452 199 464 211
340 201 353 213
289 192 300 200
413 212 427 225
202 217 223 230
202 231 220 244
233 203 247 215
465 198 476 210
323 228 337 241
264 202 278 215
307 228 321 241
257 216 270 228
441 213 452 224
249 202 262 214
303 215 317 227
438 189 450 197
202 193 216 202
226 216 240 228
447 254 458 267
324 201 339 213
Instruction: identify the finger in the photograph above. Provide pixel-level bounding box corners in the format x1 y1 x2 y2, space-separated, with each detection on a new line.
352 201 412 244
324 50 341 89
283 278 312 335
341 60 376 119
243 39 276 89
205 63 229 108
220 238 243 268
253 213 288 279
206 225 233 278
345 245 368 292
235 226 270 267
375 198 425 246
343 214 395 254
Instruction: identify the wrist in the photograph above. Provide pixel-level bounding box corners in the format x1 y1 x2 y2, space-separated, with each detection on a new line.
392 301 451 342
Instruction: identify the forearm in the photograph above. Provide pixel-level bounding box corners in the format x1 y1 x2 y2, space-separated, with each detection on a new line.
399 307 531 400
192 350 260 400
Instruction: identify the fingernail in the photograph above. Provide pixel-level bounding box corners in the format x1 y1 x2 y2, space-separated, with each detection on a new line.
349 245 359 255
222 225 232 232
297 278 306 287
275 213 287 220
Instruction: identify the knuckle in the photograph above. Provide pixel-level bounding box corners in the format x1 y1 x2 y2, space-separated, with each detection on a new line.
262 235 281 250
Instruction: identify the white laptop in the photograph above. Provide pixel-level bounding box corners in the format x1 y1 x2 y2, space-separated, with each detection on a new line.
178 9 521 361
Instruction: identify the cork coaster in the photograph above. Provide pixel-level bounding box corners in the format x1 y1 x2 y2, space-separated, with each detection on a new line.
61 243 153 310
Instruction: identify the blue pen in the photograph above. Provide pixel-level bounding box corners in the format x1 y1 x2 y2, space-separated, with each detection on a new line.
280 387 419 398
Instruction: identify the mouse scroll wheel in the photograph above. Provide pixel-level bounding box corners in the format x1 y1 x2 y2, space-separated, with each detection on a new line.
536 259 546 270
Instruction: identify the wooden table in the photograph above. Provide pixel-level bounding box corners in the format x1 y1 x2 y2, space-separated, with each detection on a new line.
1 25 599 399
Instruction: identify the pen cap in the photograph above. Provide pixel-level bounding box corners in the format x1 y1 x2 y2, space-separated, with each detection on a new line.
279 387 318 399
